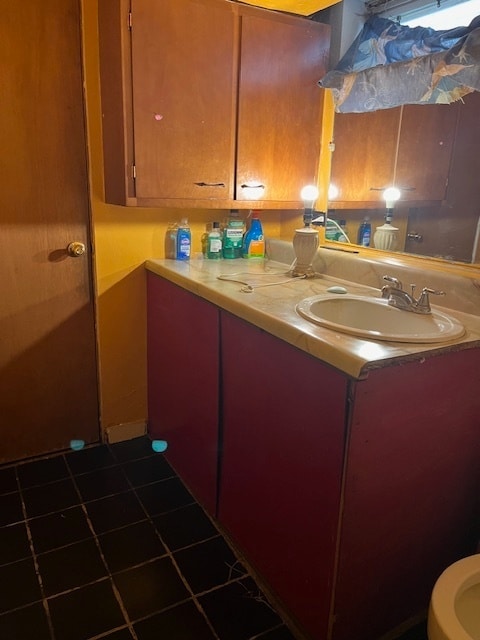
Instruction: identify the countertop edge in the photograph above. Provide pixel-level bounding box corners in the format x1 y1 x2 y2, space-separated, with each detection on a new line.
145 259 480 380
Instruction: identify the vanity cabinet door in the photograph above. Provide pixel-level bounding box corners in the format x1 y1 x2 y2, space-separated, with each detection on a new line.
236 7 330 203
331 349 480 640
147 273 220 515
218 311 347 640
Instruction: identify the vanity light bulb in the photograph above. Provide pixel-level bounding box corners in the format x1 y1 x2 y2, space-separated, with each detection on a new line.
383 186 401 209
300 184 319 205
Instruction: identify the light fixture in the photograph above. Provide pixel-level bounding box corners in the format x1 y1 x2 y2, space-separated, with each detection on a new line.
383 186 401 221
374 186 401 250
300 184 319 226
289 185 320 278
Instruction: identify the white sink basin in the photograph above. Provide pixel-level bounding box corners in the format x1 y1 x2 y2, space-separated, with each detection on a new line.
296 294 465 343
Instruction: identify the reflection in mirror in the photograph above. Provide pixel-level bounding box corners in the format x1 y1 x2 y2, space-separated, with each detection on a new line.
327 91 480 265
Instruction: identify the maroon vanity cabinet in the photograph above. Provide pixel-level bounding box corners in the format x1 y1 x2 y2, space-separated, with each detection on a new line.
218 311 348 639
147 270 480 639
331 350 480 640
147 273 220 515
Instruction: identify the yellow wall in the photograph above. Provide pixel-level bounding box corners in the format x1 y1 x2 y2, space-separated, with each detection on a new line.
239 0 340 14
81 0 292 433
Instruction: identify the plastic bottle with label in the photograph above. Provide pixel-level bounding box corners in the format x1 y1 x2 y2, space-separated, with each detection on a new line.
164 222 178 259
242 217 265 259
223 210 244 259
207 222 223 259
357 217 371 247
176 218 191 260
201 222 212 257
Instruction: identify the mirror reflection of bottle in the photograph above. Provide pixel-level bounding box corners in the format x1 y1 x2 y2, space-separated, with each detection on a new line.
357 217 371 246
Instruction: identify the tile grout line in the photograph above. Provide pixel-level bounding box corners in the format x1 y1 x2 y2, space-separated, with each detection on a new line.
63 451 140 640
4 440 293 640
111 444 223 640
15 463 57 640
115 445 291 640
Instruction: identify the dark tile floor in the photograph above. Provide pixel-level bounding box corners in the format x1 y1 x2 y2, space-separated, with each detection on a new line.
0 436 428 640
0 436 295 640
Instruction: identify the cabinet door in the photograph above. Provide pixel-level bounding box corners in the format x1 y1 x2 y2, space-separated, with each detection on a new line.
332 349 480 640
396 103 457 202
100 0 330 208
330 103 457 206
330 108 400 204
131 0 236 200
147 274 220 515
236 10 330 202
218 312 347 639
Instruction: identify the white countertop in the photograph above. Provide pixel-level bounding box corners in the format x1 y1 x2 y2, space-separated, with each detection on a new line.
145 257 480 379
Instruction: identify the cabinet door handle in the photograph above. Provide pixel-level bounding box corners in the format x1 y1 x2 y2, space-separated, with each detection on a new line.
240 183 265 190
194 181 225 187
240 183 266 200
407 233 423 242
369 186 416 192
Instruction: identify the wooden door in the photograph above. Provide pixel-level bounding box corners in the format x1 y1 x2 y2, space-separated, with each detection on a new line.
236 9 330 202
0 0 99 463
130 0 236 201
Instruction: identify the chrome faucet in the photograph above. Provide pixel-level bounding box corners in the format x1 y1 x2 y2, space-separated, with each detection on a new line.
381 275 445 314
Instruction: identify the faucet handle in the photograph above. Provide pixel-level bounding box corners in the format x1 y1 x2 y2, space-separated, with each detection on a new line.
416 287 446 313
423 287 446 296
382 275 403 289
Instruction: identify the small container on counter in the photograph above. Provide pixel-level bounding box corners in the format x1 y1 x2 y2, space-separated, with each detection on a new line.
242 217 265 258
207 222 223 259
223 210 245 259
176 218 191 260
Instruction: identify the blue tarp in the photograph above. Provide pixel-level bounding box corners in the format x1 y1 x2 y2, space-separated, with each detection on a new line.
319 15 480 112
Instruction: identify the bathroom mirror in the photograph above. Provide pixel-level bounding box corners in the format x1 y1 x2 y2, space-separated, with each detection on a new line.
327 90 480 265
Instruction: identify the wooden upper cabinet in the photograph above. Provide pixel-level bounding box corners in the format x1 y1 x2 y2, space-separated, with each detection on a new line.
131 0 236 201
330 103 458 207
236 9 330 203
395 103 457 202
98 0 330 208
330 108 400 204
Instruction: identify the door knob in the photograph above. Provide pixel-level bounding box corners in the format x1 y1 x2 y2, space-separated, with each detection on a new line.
67 241 86 257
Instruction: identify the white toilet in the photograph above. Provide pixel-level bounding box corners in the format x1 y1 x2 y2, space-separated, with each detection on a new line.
428 554 480 640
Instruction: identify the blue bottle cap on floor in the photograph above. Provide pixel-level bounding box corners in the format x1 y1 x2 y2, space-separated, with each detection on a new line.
152 440 168 453
70 439 85 451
